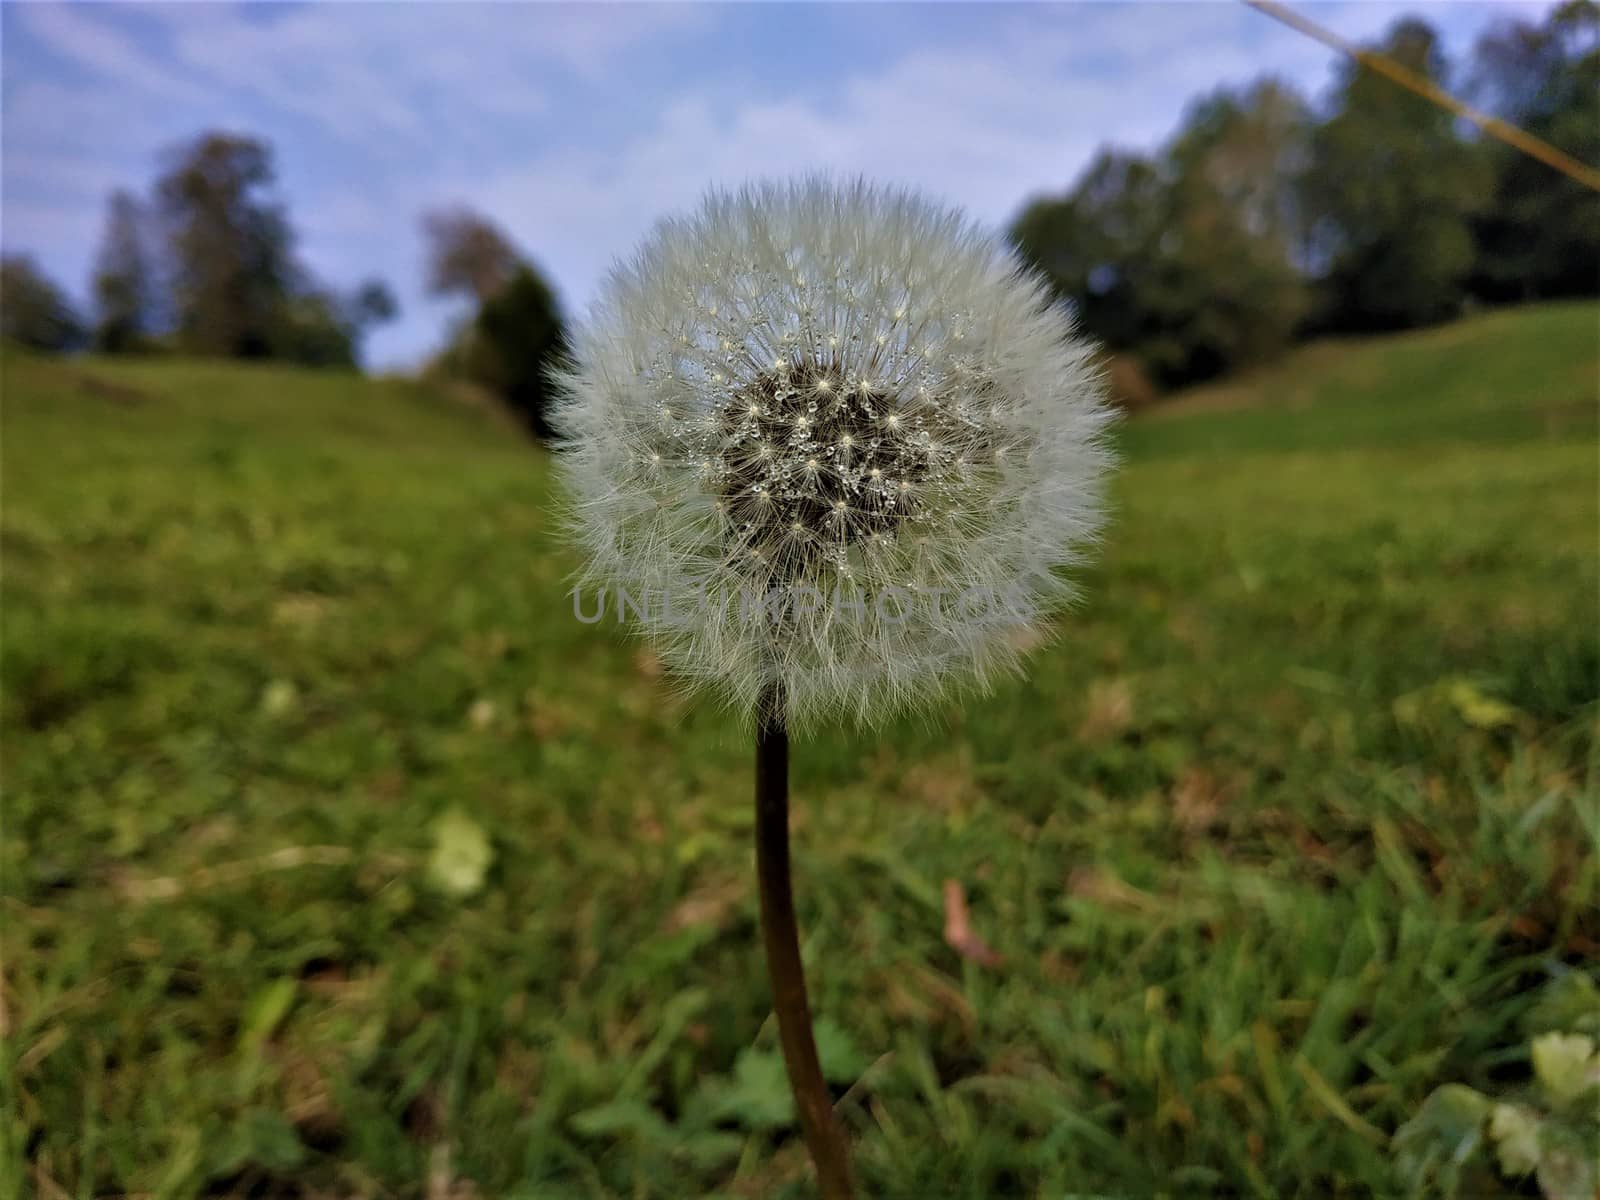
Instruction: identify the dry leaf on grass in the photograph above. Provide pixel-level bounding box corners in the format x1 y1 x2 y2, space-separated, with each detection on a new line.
665 874 743 933
1172 768 1227 834
1067 867 1162 916
942 879 1005 967
1078 678 1134 742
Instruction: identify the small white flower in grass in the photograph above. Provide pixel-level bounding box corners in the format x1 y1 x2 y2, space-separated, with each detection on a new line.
554 178 1115 731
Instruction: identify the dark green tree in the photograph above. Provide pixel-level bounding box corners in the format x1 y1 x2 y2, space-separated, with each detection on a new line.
91 189 155 353
1012 79 1310 386
156 132 294 357
268 277 399 369
1 255 84 353
1013 150 1164 361
1149 79 1311 379
350 279 398 328
1469 0 1600 302
420 206 566 437
1305 19 1488 331
471 263 567 439
269 289 357 367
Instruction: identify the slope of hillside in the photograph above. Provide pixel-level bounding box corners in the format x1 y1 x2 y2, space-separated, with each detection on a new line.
3 306 1595 1198
1128 300 1597 457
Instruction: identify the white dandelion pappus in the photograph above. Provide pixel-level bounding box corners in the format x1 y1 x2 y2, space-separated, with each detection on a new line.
554 179 1115 732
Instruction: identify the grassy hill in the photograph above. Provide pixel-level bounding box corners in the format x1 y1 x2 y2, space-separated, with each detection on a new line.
1130 299 1598 455
4 303 1596 1198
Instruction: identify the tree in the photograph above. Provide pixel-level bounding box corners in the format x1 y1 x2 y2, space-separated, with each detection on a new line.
350 279 398 329
1013 150 1166 361
156 132 294 357
154 132 399 368
267 277 399 369
420 208 567 436
421 207 520 303
1149 79 1311 378
0 255 84 352
1305 19 1488 331
469 264 567 439
1468 0 1600 301
91 189 154 353
1168 79 1310 254
1011 79 1310 386
269 289 358 367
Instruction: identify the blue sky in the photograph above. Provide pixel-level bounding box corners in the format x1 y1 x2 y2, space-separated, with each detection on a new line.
1 1 1549 370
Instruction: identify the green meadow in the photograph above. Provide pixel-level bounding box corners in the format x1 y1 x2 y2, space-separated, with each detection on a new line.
4 301 1596 1197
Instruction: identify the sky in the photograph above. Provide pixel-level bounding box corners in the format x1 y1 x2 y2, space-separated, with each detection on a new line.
1 1 1550 371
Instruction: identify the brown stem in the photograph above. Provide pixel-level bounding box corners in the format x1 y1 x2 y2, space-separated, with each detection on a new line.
755 685 856 1199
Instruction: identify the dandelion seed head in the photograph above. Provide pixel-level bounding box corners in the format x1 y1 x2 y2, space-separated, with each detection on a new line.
554 178 1115 731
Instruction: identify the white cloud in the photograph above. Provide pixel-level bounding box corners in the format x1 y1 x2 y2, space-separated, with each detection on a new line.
2 79 165 161
410 0 1546 339
14 3 709 155
139 3 706 146
419 4 1335 327
14 3 209 105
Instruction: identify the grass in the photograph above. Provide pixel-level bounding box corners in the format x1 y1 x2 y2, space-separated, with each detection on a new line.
3 301 1596 1198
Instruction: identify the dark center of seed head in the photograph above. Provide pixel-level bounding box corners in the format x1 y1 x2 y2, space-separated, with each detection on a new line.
720 360 926 573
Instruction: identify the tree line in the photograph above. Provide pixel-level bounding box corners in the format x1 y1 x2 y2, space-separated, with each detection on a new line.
1010 3 1598 396
4 133 399 368
0 130 568 435
2 4 1592 427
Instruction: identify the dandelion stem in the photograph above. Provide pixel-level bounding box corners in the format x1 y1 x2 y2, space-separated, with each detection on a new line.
755 684 856 1199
